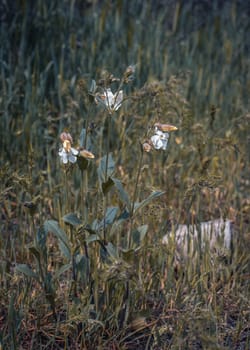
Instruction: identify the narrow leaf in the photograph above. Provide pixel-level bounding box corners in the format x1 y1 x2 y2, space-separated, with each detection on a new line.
89 79 96 93
98 206 118 229
101 177 114 195
86 234 101 244
53 263 71 281
16 264 39 281
29 246 41 262
79 128 91 149
132 225 148 246
36 226 47 251
97 153 115 186
106 242 118 259
112 178 131 211
75 254 89 280
133 191 165 214
63 213 83 226
44 220 71 259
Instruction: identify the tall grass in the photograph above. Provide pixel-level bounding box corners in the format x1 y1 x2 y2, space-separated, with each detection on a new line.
0 0 249 349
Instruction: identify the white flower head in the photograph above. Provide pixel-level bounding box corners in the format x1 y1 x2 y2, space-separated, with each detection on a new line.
150 127 169 150
104 88 123 112
59 140 79 164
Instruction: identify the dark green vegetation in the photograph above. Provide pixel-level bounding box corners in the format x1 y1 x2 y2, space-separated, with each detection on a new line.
0 1 249 349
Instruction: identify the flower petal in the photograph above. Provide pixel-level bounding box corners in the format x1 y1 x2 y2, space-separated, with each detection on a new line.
105 88 114 108
68 153 77 163
151 135 163 149
61 153 69 164
161 139 168 150
114 90 123 110
71 147 79 156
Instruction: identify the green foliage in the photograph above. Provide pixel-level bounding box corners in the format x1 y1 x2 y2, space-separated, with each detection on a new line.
63 212 83 226
98 153 116 190
44 220 71 259
15 264 39 281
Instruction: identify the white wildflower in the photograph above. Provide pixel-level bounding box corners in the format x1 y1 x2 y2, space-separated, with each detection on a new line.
150 128 169 150
58 140 79 164
104 88 123 112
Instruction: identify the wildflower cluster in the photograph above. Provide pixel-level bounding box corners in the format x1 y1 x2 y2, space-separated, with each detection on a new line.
57 68 178 184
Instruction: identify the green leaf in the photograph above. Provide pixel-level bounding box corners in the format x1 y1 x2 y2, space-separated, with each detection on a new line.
16 264 39 281
91 219 100 231
101 177 114 195
89 79 96 93
36 226 47 253
79 128 91 149
44 220 71 260
112 178 131 211
106 242 118 259
132 225 148 246
133 191 165 214
75 254 89 280
98 206 118 229
29 246 41 262
53 263 71 281
97 153 115 187
110 209 130 237
85 234 100 244
84 224 97 236
63 213 83 227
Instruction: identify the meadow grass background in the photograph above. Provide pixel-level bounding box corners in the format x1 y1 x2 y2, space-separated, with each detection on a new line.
0 0 249 349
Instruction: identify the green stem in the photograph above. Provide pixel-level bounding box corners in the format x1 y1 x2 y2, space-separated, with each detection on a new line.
103 115 111 242
131 145 144 216
64 168 69 212
127 145 144 248
80 169 88 222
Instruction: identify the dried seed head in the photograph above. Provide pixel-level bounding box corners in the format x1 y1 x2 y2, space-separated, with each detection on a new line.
60 132 73 143
154 123 178 132
124 65 136 77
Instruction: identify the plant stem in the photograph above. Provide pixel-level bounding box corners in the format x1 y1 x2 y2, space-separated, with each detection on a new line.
127 144 144 248
103 115 111 242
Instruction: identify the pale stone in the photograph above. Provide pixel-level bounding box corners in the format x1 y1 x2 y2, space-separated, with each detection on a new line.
162 219 233 257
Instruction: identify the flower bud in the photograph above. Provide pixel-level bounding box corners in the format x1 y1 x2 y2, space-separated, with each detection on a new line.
142 142 152 152
60 132 73 144
124 65 136 77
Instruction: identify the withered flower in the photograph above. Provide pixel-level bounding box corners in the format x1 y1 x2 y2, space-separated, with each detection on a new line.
79 149 95 159
60 132 73 144
154 123 178 132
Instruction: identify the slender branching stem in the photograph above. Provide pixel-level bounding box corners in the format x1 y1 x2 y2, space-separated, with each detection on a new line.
127 144 144 249
103 114 111 242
